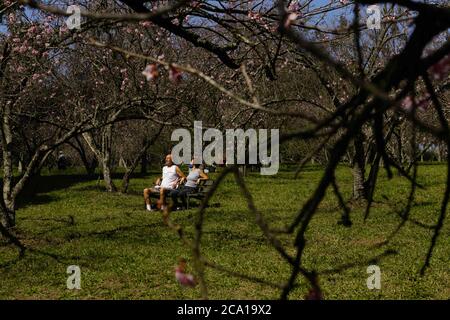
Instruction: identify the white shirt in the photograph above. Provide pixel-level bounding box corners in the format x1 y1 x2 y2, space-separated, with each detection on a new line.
160 165 179 189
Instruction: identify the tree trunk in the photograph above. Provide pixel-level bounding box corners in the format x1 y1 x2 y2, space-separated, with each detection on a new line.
102 125 116 192
18 159 23 175
437 143 442 162
102 161 116 192
0 206 15 228
140 138 148 175
1 101 16 227
352 133 367 201
83 125 117 192
238 165 246 177
396 131 403 165
0 204 25 252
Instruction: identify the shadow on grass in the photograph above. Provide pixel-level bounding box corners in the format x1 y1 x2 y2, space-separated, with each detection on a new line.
65 221 165 240
20 215 76 225
17 194 61 209
16 174 96 209
15 172 157 208
0 253 24 269
319 249 398 275
1 223 164 270
19 215 77 237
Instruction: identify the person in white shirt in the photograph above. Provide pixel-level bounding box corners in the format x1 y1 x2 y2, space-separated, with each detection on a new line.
143 154 186 211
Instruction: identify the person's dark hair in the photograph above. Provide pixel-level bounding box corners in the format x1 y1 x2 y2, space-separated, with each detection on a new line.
193 163 201 169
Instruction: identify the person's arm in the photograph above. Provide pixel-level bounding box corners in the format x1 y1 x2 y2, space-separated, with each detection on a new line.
176 166 187 181
155 177 162 185
197 170 209 183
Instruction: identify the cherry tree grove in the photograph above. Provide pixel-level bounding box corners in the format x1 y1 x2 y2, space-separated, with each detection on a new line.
0 0 449 299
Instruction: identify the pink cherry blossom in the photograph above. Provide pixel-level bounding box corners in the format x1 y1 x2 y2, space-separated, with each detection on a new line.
139 21 152 28
288 1 300 13
27 25 38 35
400 93 431 112
18 46 28 54
169 66 182 83
190 1 201 8
174 259 196 287
248 11 262 21
401 96 413 111
142 64 159 81
415 93 431 110
284 13 298 29
175 268 197 287
429 55 450 81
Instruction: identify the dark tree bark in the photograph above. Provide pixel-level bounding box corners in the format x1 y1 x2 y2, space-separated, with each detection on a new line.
119 0 239 69
67 136 98 176
140 139 148 175
121 125 164 193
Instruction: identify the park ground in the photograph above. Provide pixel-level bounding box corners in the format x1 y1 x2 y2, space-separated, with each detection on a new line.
0 164 449 299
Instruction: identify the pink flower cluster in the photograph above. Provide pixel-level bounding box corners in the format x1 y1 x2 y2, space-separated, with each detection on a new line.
174 258 196 287
247 10 272 31
429 55 450 81
120 68 129 91
141 64 183 84
400 93 431 112
247 11 262 21
139 21 152 28
169 66 182 83
190 1 201 9
288 1 300 13
10 20 55 58
284 13 298 29
142 64 159 81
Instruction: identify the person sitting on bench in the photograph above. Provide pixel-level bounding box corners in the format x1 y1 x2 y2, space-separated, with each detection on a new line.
171 163 209 210
143 154 186 211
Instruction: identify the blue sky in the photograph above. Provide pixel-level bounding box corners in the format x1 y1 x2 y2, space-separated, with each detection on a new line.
0 1 403 36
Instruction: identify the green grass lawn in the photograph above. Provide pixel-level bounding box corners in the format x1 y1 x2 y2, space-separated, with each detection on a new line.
0 165 449 299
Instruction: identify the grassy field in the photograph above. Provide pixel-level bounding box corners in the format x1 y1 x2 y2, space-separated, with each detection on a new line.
0 164 449 300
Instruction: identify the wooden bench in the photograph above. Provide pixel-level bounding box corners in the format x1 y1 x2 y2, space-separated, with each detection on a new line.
148 180 215 209
185 179 214 209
